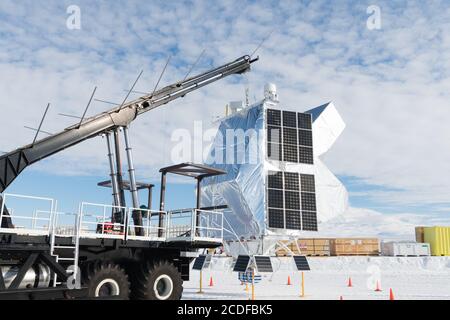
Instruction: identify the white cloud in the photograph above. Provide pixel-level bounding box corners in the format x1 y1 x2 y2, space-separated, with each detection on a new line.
0 0 449 219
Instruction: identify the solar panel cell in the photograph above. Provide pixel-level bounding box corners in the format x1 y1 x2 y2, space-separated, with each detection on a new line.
299 146 314 164
300 174 315 192
268 189 284 208
267 109 281 126
268 171 283 189
298 113 312 130
298 129 313 147
286 210 302 230
268 209 284 228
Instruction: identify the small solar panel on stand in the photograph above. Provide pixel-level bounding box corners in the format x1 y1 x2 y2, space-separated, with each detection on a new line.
293 256 311 298
193 255 211 294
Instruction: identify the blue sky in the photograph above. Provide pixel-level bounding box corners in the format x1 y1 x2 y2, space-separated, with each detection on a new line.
1 0 450 226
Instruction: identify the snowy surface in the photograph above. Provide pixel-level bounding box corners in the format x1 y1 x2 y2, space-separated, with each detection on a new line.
182 256 450 300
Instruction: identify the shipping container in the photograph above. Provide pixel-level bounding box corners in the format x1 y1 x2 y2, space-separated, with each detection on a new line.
423 226 450 256
381 242 430 256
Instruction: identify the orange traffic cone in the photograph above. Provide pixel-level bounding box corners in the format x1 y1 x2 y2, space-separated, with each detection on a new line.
389 288 395 300
287 276 292 286
347 277 353 287
209 276 214 287
375 281 382 292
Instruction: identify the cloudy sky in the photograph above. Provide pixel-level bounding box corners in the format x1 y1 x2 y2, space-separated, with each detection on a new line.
0 0 449 232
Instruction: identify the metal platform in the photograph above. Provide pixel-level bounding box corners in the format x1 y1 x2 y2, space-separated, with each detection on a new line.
0 193 224 245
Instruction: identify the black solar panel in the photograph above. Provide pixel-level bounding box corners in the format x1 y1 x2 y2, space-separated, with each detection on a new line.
233 255 251 272
268 209 284 228
284 172 299 190
193 255 207 270
284 191 300 210
266 109 314 164
300 174 315 192
301 192 317 211
267 109 281 126
298 129 313 147
254 256 273 273
286 210 302 230
283 127 297 145
302 211 318 231
293 256 310 271
268 189 284 208
283 144 298 163
282 111 297 128
299 146 314 164
298 113 312 130
267 170 317 232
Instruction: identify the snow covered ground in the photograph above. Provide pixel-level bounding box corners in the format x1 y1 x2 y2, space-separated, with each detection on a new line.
182 256 450 300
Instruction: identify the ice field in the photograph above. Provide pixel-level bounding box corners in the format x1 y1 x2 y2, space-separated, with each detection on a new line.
182 256 450 300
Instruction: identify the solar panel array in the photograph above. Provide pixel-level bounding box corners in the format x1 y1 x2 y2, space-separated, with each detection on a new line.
266 109 314 164
233 255 251 272
293 256 311 271
267 171 318 231
254 256 273 273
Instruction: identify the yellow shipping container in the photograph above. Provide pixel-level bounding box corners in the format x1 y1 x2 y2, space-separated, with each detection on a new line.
423 226 450 256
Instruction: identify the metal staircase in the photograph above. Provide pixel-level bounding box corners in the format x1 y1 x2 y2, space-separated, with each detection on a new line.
49 212 81 287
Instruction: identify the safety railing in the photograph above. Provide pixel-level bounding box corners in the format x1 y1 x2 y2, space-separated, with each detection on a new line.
126 207 166 241
0 193 55 236
0 194 224 244
166 209 223 243
52 211 79 237
78 202 127 239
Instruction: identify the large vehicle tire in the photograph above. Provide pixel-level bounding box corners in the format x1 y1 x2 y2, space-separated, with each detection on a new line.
82 261 130 299
131 259 183 300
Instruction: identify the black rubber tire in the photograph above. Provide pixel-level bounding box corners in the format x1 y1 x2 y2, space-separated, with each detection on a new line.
131 259 183 300
82 261 130 299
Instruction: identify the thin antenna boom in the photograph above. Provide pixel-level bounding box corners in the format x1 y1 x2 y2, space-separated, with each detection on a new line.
251 29 275 58
32 103 51 145
24 126 53 136
151 56 171 98
94 99 121 106
118 71 144 110
58 113 82 119
183 49 206 81
78 86 97 128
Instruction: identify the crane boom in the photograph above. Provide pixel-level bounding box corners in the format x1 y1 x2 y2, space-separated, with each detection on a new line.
0 55 258 193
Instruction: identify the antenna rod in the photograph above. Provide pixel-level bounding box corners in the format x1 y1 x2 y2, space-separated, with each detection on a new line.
58 113 82 119
183 49 206 81
24 126 53 136
78 86 97 128
94 99 121 106
32 103 50 145
251 29 275 58
150 56 171 98
116 71 144 112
